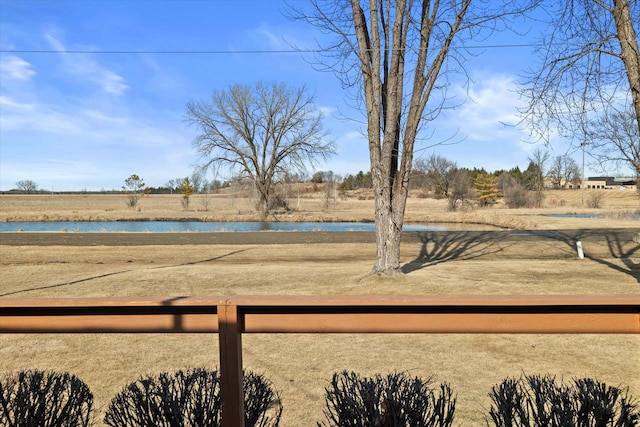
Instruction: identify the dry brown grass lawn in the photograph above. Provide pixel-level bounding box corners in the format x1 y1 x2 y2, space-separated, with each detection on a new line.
1 190 639 425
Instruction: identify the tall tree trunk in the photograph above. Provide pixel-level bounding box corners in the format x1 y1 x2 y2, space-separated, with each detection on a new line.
371 171 408 274
613 0 640 131
373 207 403 274
256 197 268 221
255 181 270 221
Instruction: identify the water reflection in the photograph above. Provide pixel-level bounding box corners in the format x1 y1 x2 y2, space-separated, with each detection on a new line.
258 221 272 231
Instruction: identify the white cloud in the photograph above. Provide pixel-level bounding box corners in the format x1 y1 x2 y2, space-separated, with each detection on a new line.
0 95 193 190
318 105 336 117
45 32 65 52
0 95 34 111
0 98 84 134
412 73 540 171
255 23 288 50
0 56 36 81
0 43 191 190
232 21 315 56
140 55 187 94
451 74 523 142
45 33 129 96
81 109 127 124
342 130 364 141
98 70 128 95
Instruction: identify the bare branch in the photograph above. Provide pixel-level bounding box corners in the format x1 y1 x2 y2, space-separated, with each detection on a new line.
586 106 640 174
519 0 640 153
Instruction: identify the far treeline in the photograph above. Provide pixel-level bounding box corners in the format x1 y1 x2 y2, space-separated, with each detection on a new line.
131 148 586 211
8 148 592 213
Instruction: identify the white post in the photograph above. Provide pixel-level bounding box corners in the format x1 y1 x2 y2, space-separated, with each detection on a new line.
576 241 584 259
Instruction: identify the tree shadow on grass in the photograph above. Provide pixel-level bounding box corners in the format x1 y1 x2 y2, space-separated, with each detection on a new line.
596 233 640 282
0 250 248 297
401 228 640 283
530 230 640 284
401 231 509 274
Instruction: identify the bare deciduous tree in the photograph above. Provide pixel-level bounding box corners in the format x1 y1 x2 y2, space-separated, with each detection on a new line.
524 148 550 207
190 170 205 194
447 168 475 211
186 82 335 220
15 180 38 193
520 0 640 167
414 155 474 209
415 155 457 197
548 154 581 189
292 0 539 274
165 179 177 195
322 171 340 209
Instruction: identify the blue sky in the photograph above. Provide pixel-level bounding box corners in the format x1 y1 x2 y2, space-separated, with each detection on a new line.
0 0 588 191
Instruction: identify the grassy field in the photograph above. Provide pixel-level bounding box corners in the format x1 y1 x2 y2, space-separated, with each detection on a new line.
1 189 639 425
1 187 640 227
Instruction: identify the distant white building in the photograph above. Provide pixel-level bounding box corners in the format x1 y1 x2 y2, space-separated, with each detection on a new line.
581 177 636 190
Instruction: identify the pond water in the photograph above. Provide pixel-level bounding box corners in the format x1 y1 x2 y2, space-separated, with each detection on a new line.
542 214 600 219
0 221 448 233
543 213 640 220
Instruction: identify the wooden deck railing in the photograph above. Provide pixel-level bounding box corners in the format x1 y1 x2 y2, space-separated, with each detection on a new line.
1 294 639 427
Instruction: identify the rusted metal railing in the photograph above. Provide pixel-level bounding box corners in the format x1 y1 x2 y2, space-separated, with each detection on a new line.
1 294 639 427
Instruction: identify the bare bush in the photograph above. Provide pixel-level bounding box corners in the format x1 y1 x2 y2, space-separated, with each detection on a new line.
488 374 639 427
588 191 605 209
503 183 534 209
268 193 289 212
319 371 456 427
200 194 210 211
104 368 281 427
0 369 94 427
